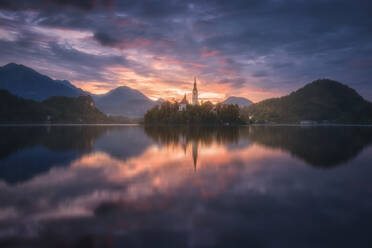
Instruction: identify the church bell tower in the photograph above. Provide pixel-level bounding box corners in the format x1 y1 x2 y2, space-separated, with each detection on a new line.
192 76 198 105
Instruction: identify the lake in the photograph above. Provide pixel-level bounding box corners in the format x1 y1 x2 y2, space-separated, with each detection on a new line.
1 125 372 248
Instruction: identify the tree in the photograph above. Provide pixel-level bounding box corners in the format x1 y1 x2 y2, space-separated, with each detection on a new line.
144 101 244 125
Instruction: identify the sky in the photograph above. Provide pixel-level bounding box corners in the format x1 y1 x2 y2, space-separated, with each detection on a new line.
0 0 371 102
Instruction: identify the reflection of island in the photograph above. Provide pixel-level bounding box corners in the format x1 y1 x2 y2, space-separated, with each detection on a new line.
3 125 372 185
144 126 240 171
145 125 372 168
245 126 372 168
144 126 239 146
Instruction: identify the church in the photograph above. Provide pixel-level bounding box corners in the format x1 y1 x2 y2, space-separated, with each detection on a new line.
179 77 199 111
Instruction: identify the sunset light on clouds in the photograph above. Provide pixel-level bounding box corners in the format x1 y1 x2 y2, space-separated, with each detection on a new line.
1 0 372 102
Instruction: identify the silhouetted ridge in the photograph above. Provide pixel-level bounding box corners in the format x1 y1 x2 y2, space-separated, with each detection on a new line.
0 63 162 117
222 96 253 107
242 79 372 124
0 63 86 100
0 89 108 123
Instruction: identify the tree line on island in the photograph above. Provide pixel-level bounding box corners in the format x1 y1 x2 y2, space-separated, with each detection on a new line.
144 101 243 125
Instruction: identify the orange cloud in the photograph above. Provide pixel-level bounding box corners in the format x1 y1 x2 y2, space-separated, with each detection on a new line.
201 48 220 58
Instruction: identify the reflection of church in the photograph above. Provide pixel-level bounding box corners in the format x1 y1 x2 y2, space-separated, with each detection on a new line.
181 139 199 171
179 77 199 111
192 141 198 172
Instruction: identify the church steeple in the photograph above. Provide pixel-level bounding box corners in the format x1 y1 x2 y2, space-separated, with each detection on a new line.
192 76 198 105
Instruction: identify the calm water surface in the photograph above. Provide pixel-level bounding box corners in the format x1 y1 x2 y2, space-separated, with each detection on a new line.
1 125 372 248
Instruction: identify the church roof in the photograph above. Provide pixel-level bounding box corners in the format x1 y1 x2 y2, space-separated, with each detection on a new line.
180 94 188 104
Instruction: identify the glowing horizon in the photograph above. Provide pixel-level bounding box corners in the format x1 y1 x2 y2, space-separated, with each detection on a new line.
66 74 283 103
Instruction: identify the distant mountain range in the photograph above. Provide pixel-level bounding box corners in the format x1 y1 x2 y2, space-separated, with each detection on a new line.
93 86 156 117
0 63 160 117
222 96 253 107
242 79 372 124
0 63 87 101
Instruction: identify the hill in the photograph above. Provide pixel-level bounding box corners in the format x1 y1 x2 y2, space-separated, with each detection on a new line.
222 96 253 107
0 63 86 100
0 63 157 117
241 79 372 124
93 86 156 117
0 89 108 123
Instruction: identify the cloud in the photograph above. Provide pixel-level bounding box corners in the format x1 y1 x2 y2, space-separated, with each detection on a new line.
252 70 268 78
218 78 246 88
93 31 153 50
0 0 113 11
93 31 120 47
0 0 371 100
49 42 127 68
201 47 220 58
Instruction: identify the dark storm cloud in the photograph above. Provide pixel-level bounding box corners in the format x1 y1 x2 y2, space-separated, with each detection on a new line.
0 0 371 98
0 0 112 11
48 42 128 77
0 35 128 81
218 78 246 88
93 31 119 47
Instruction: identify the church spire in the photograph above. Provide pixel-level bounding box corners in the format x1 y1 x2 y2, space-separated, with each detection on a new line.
192 76 198 105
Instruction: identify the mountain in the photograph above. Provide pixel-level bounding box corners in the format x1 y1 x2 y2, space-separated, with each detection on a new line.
0 63 155 117
222 96 253 107
93 86 156 117
241 79 372 124
0 63 86 101
0 89 108 123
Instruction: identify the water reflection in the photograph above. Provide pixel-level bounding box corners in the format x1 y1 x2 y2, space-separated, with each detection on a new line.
0 126 108 184
0 125 372 247
144 126 241 171
145 125 372 168
144 126 240 146
246 126 372 167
